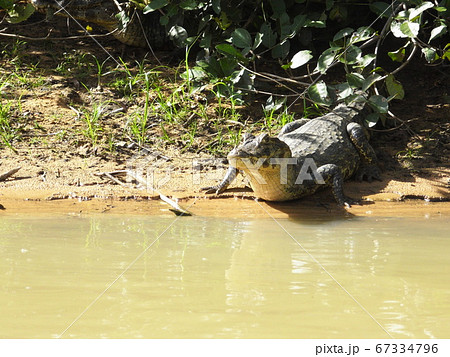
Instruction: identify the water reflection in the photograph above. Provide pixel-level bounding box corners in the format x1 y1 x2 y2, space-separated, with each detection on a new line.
0 214 449 338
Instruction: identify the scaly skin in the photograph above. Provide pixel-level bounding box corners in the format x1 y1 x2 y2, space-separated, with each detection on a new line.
203 101 381 206
30 0 167 48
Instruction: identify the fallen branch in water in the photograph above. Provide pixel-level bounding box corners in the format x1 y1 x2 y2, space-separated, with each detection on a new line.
94 169 192 216
0 167 21 182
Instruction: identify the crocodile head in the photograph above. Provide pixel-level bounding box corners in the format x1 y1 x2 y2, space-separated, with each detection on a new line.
228 133 292 168
227 133 298 201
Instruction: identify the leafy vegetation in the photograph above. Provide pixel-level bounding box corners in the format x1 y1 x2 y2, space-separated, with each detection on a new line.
112 0 450 129
123 2 449 102
0 0 449 154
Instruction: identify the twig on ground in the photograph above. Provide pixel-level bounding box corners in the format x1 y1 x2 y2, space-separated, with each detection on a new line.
95 169 192 216
0 167 21 182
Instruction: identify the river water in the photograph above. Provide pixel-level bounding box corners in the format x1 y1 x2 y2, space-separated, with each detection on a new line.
0 212 449 338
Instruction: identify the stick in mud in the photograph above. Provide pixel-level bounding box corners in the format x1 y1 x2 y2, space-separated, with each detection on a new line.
0 167 21 182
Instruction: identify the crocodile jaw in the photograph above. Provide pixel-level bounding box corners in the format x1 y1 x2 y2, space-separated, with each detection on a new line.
229 157 296 201
227 133 296 201
248 173 295 201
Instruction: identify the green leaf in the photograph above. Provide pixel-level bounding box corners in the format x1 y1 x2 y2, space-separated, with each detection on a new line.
231 68 254 91
219 58 239 77
429 24 447 42
346 93 367 105
390 20 417 38
422 47 439 63
365 113 380 128
198 57 222 78
391 19 420 38
232 28 252 49
408 1 434 20
443 43 450 61
338 45 361 64
346 72 365 88
216 44 247 62
305 19 327 28
215 12 231 30
6 3 35 23
362 73 382 91
199 33 211 48
316 47 336 74
385 74 404 100
351 27 375 43
260 23 277 48
305 13 327 28
355 53 376 68
333 27 354 42
390 20 406 38
388 47 406 62
168 25 188 46
330 82 353 100
280 12 293 40
308 81 333 106
180 0 198 10
0 0 14 10
368 95 389 113
271 40 290 59
264 96 287 112
292 14 307 33
400 21 420 38
181 67 208 81
253 32 263 50
290 50 313 69
143 0 169 13
212 0 221 14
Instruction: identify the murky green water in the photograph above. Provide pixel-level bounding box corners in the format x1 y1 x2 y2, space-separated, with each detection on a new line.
0 213 449 338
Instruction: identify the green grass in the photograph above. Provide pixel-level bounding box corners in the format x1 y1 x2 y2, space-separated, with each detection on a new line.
80 103 105 146
1 40 27 69
0 100 20 151
0 40 302 158
54 50 92 77
127 88 151 145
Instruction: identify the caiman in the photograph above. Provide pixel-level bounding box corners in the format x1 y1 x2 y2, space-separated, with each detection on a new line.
203 99 381 206
30 0 168 48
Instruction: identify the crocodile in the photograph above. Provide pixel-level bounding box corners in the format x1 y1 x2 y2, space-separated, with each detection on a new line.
30 0 168 48
203 100 381 206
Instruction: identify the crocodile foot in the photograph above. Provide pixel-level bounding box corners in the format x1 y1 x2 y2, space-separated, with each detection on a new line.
201 167 238 195
201 185 226 195
355 165 381 182
338 195 361 208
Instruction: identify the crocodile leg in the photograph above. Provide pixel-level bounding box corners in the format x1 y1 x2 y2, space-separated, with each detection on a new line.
201 166 239 194
346 122 381 182
317 164 356 207
278 119 310 136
